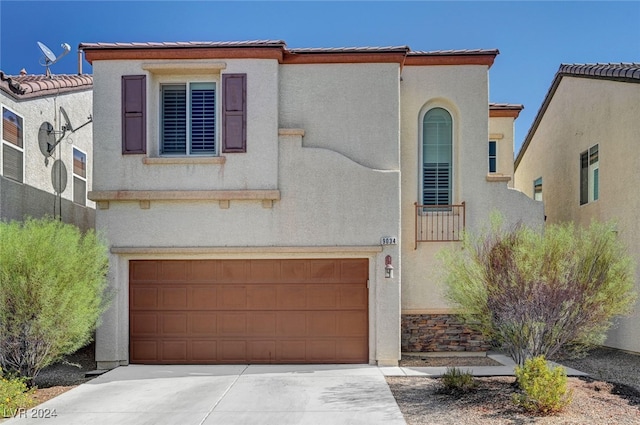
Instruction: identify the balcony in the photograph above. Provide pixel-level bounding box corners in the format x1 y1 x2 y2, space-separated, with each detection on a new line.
414 202 466 248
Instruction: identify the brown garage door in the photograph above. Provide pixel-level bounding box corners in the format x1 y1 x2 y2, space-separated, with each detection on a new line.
129 259 368 364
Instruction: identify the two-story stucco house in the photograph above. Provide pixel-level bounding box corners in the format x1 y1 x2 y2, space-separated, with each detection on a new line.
515 63 640 354
0 71 95 230
80 40 543 369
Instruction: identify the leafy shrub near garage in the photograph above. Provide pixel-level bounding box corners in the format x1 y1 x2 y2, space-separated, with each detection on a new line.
440 367 477 395
0 369 35 417
440 216 636 366
0 218 110 381
513 356 572 414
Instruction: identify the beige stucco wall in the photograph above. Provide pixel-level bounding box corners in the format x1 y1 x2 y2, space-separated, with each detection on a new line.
515 76 640 353
400 65 543 312
91 58 402 366
1 89 94 208
489 116 516 187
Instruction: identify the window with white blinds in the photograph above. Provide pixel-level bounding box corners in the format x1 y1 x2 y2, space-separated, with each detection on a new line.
161 82 216 155
422 108 452 205
1 106 24 183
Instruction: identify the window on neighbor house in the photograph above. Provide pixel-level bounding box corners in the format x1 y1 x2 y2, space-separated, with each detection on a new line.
1 106 24 183
488 141 497 173
533 177 543 201
161 82 216 155
422 108 452 205
580 144 599 205
73 147 87 206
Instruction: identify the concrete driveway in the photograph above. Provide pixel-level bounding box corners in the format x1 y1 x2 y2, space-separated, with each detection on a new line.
5 364 406 425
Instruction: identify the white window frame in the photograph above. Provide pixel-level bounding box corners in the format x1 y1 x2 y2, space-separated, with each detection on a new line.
533 177 542 201
419 106 455 206
580 144 599 205
1 104 25 183
488 140 497 173
158 78 219 157
72 146 87 206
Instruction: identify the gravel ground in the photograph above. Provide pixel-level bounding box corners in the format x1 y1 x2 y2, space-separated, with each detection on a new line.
389 348 640 424
33 342 97 388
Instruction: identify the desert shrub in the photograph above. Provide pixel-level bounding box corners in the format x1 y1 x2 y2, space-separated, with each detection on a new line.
0 218 110 380
440 367 477 394
0 369 35 417
513 356 572 414
440 216 636 366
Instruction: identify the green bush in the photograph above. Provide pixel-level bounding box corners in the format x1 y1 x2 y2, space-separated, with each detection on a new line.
0 369 35 417
440 216 636 366
513 356 572 414
440 367 477 394
0 218 110 380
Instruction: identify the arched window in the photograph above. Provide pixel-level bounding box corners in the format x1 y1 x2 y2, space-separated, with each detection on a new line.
422 108 452 205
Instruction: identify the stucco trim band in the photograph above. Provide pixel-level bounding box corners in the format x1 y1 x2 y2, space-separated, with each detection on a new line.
278 128 305 136
110 245 384 255
485 174 511 182
142 61 227 74
142 157 226 165
88 190 280 202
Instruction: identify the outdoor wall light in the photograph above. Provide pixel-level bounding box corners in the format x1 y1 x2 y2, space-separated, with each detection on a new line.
385 255 394 279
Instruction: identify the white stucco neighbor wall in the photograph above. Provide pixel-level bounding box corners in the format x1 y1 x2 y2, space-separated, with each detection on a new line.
0 89 94 207
92 58 402 367
399 65 543 312
515 77 640 353
489 116 516 186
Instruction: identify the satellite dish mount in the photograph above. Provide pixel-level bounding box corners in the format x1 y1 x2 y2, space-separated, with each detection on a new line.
38 41 71 77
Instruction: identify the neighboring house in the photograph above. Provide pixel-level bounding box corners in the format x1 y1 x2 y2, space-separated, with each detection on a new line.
80 40 543 369
0 71 94 230
515 63 640 354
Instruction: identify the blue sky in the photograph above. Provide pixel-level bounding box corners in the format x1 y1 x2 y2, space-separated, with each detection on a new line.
1 1 639 154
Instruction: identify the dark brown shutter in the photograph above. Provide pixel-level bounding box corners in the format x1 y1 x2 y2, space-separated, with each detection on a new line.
222 74 246 153
122 75 146 154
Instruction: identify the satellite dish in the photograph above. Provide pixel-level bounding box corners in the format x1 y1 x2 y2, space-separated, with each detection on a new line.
38 122 56 158
37 41 57 63
37 41 71 76
60 107 74 132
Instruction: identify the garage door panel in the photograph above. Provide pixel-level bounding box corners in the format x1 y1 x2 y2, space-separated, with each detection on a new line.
161 313 188 334
247 286 277 309
190 313 217 335
219 286 247 309
277 312 307 336
189 261 218 282
309 260 337 282
130 259 368 364
280 260 306 282
247 313 276 336
218 313 247 335
340 259 369 282
337 338 369 361
220 341 247 362
277 285 307 309
131 313 158 335
192 340 217 361
161 340 187 361
339 286 367 308
159 287 188 309
308 312 337 336
307 286 339 308
130 287 158 310
248 341 276 362
249 260 280 282
130 261 158 282
279 340 306 361
158 261 188 282
308 340 336 361
337 312 368 336
131 340 157 362
191 287 218 309
220 261 248 282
